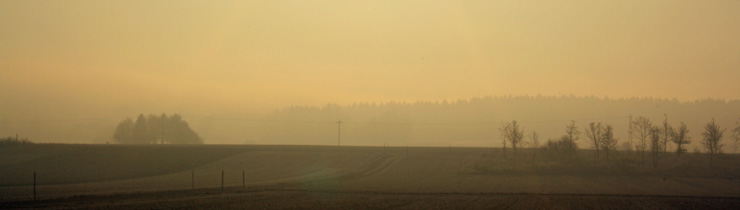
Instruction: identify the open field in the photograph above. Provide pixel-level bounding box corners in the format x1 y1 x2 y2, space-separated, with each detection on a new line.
2 144 740 209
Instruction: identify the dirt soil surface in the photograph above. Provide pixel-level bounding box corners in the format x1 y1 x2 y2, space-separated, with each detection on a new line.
3 187 740 210
3 144 740 209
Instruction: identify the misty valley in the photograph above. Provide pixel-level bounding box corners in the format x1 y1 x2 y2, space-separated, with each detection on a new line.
3 0 740 209
2 96 740 209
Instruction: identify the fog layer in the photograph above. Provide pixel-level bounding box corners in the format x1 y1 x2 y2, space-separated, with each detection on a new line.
1 1 739 147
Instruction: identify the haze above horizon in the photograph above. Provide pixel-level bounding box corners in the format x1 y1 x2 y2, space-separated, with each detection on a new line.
2 0 739 118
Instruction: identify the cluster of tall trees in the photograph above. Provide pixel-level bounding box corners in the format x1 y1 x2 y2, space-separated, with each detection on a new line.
542 121 584 159
498 120 599 160
630 115 716 167
113 113 202 144
701 119 724 167
629 116 734 168
500 120 591 160
500 116 740 168
584 122 619 161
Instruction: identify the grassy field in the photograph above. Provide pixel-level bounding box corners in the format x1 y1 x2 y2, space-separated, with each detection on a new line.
2 144 740 209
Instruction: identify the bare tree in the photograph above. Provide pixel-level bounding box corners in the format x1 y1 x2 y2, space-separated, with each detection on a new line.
632 116 652 163
672 122 691 156
661 114 673 153
585 122 603 161
600 124 619 162
702 118 725 168
732 118 740 153
563 120 580 160
530 131 539 164
530 131 540 149
499 120 525 154
649 126 662 168
565 120 580 144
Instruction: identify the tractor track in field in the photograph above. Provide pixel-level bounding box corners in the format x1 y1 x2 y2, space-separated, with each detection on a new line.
264 153 402 189
334 154 401 181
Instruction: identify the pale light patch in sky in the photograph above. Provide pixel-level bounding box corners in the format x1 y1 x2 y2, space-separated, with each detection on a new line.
1 0 739 117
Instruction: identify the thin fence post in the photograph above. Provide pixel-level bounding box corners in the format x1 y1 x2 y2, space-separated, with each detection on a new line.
221 170 224 193
33 172 36 201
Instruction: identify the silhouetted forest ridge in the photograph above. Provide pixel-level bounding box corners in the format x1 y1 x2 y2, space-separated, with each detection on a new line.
194 96 739 150
2 96 739 149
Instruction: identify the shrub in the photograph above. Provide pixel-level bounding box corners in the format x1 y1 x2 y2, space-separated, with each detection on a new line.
0 136 34 146
544 135 578 159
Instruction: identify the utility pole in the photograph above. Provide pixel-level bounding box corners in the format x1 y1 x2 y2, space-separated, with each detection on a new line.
628 115 633 151
337 120 342 146
161 117 165 144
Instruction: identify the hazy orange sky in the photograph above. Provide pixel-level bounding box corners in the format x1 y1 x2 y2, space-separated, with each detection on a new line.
2 0 739 117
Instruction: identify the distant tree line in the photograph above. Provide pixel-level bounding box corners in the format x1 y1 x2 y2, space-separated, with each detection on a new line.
499 116 740 169
630 115 724 168
237 96 739 147
0 135 33 146
113 113 202 144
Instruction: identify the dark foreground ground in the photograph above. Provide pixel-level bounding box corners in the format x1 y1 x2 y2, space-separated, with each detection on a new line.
3 144 740 209
3 187 740 210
